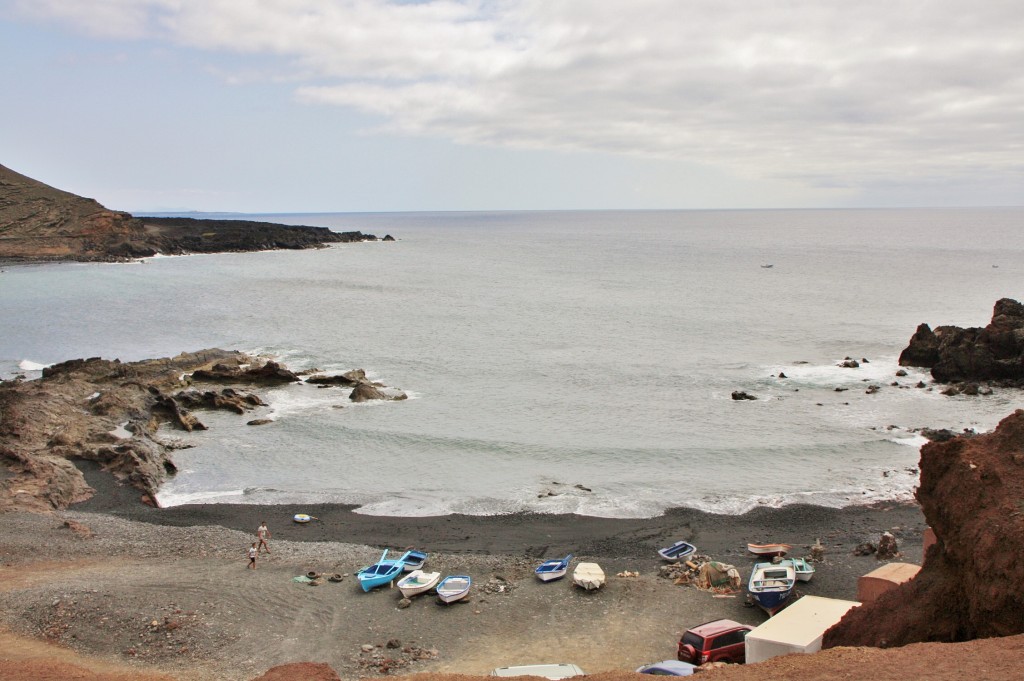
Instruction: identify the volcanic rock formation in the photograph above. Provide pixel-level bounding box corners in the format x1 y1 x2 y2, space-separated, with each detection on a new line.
0 163 384 261
898 298 1024 385
0 350 405 512
823 409 1024 647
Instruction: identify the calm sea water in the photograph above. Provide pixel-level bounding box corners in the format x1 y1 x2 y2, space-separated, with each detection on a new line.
2 209 1022 517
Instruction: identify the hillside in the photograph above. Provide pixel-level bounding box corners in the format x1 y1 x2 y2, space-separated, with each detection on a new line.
0 164 382 261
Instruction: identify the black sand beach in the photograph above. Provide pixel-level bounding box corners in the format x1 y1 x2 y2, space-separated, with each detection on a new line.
73 462 927 599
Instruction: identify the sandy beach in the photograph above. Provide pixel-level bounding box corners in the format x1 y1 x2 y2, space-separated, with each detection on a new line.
0 461 927 681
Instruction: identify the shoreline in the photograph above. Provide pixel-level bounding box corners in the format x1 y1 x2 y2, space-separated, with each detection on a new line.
75 461 926 568
0 461 931 680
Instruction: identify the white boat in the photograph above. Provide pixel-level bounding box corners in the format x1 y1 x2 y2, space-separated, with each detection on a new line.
572 562 605 590
396 569 440 598
436 575 471 603
747 543 792 557
535 554 572 582
792 557 815 582
747 559 796 615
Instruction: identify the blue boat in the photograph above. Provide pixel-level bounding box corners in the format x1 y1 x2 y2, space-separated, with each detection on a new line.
535 554 572 582
747 559 796 615
357 549 412 592
402 549 428 572
658 541 696 562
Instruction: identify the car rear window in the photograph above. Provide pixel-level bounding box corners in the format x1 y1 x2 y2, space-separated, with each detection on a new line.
681 632 704 649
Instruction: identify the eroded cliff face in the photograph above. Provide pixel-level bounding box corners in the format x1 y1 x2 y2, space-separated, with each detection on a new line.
0 164 152 260
898 298 1024 384
823 409 1024 647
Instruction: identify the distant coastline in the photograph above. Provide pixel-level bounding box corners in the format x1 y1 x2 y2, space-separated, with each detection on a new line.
0 163 391 262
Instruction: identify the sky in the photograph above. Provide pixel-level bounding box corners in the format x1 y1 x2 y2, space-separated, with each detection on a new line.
1 0 1022 213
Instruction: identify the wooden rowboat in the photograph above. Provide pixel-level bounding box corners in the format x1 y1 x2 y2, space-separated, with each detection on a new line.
356 549 411 592
747 559 796 615
436 575 472 603
792 557 815 582
396 569 441 597
747 543 792 557
535 554 572 582
658 541 696 562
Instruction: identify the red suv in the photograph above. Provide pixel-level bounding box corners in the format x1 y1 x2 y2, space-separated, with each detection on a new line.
677 619 753 665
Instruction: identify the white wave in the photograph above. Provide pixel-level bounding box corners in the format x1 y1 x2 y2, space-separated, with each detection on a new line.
18 359 51 371
156 488 247 507
767 356 930 388
892 434 929 448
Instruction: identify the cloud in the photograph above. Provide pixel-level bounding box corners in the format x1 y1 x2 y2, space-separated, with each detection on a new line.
11 0 1024 194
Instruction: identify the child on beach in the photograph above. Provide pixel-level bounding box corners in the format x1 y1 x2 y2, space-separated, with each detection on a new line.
257 521 271 554
248 542 257 569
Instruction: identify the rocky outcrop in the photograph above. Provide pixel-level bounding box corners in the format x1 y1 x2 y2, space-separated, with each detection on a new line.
0 163 384 262
306 369 366 386
899 298 1024 384
823 409 1024 647
0 350 409 512
191 361 301 385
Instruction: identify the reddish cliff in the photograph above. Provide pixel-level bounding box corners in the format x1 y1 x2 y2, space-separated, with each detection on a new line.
824 409 1024 647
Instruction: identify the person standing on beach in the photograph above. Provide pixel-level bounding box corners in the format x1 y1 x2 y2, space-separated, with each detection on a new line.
257 521 271 554
248 542 258 569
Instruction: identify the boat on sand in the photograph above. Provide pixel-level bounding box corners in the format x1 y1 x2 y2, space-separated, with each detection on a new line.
658 541 696 562
396 569 441 597
573 562 606 590
436 575 472 603
747 559 796 615
747 543 792 557
535 554 573 582
357 549 411 592
792 557 815 582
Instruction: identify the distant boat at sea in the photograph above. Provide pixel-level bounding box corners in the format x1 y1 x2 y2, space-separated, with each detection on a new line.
761 264 774 268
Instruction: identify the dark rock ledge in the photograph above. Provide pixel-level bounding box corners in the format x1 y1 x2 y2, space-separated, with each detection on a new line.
0 350 406 513
899 298 1024 387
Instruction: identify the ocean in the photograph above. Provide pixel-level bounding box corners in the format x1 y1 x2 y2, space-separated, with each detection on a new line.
2 208 1022 517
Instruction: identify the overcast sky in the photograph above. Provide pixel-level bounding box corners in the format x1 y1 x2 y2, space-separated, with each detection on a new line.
2 0 1022 212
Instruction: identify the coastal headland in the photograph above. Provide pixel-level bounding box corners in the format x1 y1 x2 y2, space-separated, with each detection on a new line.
0 163 389 262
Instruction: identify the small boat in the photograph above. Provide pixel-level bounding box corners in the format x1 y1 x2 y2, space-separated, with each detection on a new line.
396 569 441 598
436 575 472 603
401 549 428 572
760 264 774 268
293 513 316 523
792 557 815 582
658 541 696 562
572 562 605 591
535 554 573 582
357 549 412 592
747 542 792 557
747 559 796 615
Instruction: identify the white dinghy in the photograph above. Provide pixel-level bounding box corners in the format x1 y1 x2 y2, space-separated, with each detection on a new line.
572 562 606 591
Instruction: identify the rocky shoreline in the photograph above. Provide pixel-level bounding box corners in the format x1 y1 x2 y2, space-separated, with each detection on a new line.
0 350 407 514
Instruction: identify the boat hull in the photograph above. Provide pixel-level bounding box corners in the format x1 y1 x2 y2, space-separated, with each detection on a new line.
747 560 796 616
658 541 696 562
747 543 792 557
401 550 428 572
397 570 440 597
535 554 572 582
436 576 471 603
535 567 567 582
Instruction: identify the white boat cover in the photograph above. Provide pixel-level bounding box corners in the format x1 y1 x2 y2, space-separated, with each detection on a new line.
573 562 605 590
